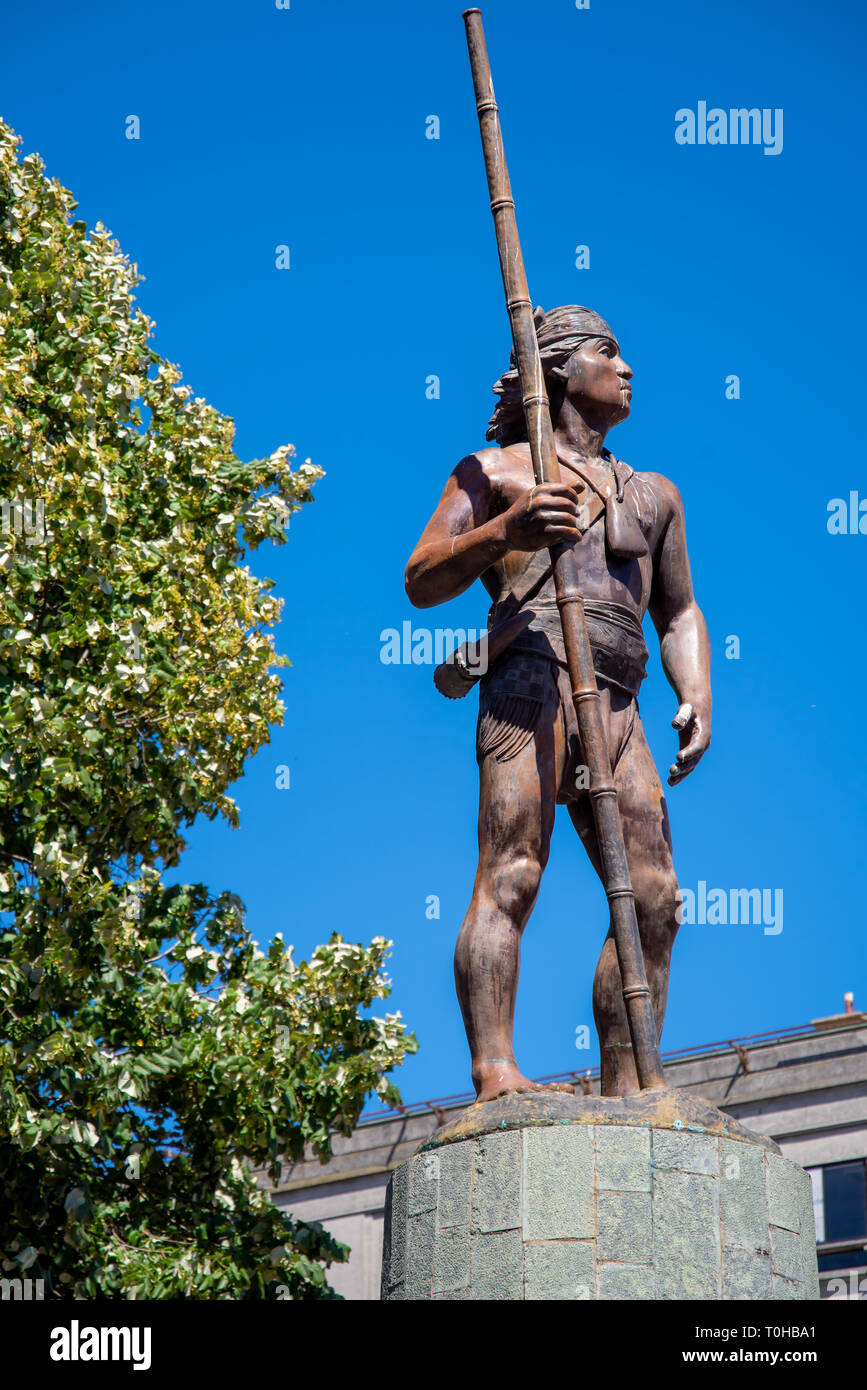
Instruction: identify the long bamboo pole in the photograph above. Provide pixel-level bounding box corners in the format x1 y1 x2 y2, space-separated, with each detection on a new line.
462 8 665 1091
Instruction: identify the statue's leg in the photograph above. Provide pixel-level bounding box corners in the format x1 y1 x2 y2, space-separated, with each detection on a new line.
455 693 572 1103
567 690 680 1097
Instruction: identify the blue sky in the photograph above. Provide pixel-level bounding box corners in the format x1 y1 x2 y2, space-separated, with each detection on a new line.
3 0 865 1108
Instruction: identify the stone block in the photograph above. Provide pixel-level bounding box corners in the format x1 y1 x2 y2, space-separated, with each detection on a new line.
471 1229 524 1300
524 1240 595 1300
654 1170 721 1300
437 1143 472 1229
408 1149 438 1216
770 1225 803 1283
594 1124 651 1191
472 1131 522 1233
431 1224 470 1295
523 1124 593 1239
405 1207 436 1300
766 1152 801 1233
381 1163 407 1294
723 1244 772 1299
796 1168 821 1300
597 1189 652 1264
653 1129 718 1176
597 1263 656 1300
719 1138 768 1251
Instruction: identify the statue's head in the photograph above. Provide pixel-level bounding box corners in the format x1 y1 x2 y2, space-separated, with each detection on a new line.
486 305 633 445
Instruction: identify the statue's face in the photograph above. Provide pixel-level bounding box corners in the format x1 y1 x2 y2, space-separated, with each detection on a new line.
562 337 633 424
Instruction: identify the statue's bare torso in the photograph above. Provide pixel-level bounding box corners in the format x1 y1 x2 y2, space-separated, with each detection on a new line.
469 442 676 619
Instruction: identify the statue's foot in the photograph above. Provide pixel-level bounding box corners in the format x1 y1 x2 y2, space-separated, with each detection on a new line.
472 1058 575 1104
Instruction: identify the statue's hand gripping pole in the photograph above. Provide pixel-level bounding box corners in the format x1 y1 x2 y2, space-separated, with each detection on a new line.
462 8 665 1091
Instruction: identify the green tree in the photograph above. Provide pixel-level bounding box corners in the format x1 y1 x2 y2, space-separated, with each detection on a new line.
0 120 415 1299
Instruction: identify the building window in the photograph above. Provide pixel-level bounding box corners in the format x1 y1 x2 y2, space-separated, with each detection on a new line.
808 1160 867 1274
824 1161 867 1243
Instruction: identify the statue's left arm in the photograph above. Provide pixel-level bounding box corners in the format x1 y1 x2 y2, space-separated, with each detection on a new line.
646 477 712 787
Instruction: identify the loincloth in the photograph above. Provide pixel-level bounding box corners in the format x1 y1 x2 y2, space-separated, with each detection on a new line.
476 599 646 803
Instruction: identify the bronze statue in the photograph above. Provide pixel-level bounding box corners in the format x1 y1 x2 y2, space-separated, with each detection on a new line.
404 13 710 1110
406 302 711 1101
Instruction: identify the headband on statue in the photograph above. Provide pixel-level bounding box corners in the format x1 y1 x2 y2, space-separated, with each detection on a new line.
533 304 618 355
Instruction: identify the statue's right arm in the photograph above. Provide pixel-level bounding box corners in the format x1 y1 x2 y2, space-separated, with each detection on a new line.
405 453 582 610
404 455 506 609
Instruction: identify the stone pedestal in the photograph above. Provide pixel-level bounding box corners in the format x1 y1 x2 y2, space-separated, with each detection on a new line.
380 1088 820 1300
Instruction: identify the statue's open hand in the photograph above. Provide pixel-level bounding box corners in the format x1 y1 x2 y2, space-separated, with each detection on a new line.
668 702 711 786
501 482 585 552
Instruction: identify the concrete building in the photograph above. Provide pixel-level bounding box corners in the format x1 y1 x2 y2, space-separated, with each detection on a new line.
268 1009 867 1300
